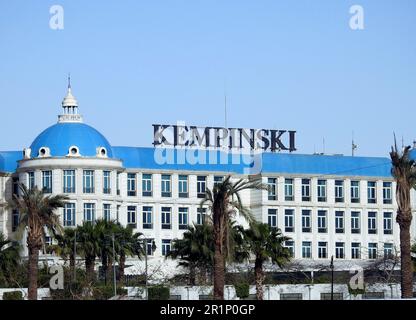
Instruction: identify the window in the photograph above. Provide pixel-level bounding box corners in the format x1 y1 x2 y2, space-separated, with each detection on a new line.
28 172 35 190
350 181 360 203
12 210 19 232
162 239 171 256
127 206 137 228
161 207 172 229
335 211 344 233
318 242 327 259
83 170 95 193
127 173 136 196
384 243 394 258
284 209 294 232
351 211 361 234
63 170 75 193
146 239 155 256
103 171 111 194
383 182 392 204
301 179 311 201
116 172 120 195
63 203 76 227
351 243 361 259
335 242 345 259
142 174 152 197
268 209 277 229
317 210 327 233
142 206 153 229
12 178 19 195
368 243 378 259
178 207 189 230
383 212 393 235
83 203 95 222
197 176 206 198
285 240 295 258
367 181 376 204
213 176 224 187
284 178 294 201
302 241 311 258
116 205 120 223
103 204 111 221
335 180 344 203
42 171 52 193
161 174 171 197
301 210 311 232
267 178 277 200
178 175 188 198
317 180 326 202
368 212 377 234
197 208 207 225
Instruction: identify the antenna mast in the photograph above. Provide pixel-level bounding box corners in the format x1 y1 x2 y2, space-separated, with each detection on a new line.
352 131 357 156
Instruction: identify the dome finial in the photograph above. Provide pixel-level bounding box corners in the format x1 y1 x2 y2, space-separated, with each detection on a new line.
58 76 83 123
68 73 71 89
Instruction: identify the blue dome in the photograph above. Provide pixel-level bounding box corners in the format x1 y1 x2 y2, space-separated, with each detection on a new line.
30 122 113 158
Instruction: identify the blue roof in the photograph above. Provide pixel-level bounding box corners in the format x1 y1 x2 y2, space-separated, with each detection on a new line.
0 151 22 173
30 122 113 158
112 146 393 177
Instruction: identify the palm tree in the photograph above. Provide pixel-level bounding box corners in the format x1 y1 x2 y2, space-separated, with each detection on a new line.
200 176 266 300
390 143 416 298
94 219 118 284
7 184 68 300
0 232 21 286
47 228 77 276
76 221 100 282
241 222 291 300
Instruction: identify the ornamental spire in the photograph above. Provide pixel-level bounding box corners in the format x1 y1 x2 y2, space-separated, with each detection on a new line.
58 75 83 123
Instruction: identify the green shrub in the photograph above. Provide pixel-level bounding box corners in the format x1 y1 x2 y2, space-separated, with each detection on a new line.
348 284 365 296
235 282 250 299
3 291 23 300
148 285 170 300
93 286 128 300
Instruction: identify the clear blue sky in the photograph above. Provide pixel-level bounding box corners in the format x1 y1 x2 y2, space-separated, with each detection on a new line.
0 0 415 156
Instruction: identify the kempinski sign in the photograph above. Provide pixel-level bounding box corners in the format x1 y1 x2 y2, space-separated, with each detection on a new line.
152 124 296 152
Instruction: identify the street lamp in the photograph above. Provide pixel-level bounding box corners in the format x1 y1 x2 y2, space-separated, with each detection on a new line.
330 255 334 300
139 235 156 300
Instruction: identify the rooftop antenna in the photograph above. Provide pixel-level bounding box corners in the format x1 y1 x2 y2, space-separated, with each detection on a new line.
68 73 71 88
352 131 357 156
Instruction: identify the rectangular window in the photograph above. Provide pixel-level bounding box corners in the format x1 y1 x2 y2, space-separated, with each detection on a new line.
83 170 95 194
318 242 327 259
178 175 188 198
268 209 277 229
161 207 172 229
301 179 311 201
116 172 120 195
368 212 377 234
351 243 361 259
302 241 312 258
284 209 294 233
28 172 35 190
12 210 19 232
301 209 311 233
142 174 152 197
335 242 345 259
285 240 295 258
284 178 294 201
317 180 327 202
103 203 111 221
146 239 155 256
197 208 207 225
335 180 344 203
63 170 75 193
368 243 378 259
351 211 361 234
317 210 327 233
267 178 277 201
178 207 189 230
161 174 171 197
127 206 137 228
63 203 76 227
116 205 120 223
384 243 394 258
350 181 360 203
383 182 392 204
383 212 393 235
83 203 95 222
162 239 171 256
142 206 153 229
42 170 52 193
367 181 377 204
213 176 224 187
103 171 111 194
197 176 206 198
335 211 344 233
12 178 19 195
127 173 136 196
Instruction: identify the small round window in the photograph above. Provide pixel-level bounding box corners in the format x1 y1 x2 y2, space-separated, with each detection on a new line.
40 148 46 156
71 147 78 155
100 148 106 156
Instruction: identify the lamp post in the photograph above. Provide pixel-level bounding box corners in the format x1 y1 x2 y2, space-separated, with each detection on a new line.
139 235 156 300
112 233 116 297
330 255 334 300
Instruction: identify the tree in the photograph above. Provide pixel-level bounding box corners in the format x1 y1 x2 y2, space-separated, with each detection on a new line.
47 228 77 277
390 143 416 298
8 184 68 300
200 176 266 300
241 222 291 300
76 221 100 282
0 232 21 286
